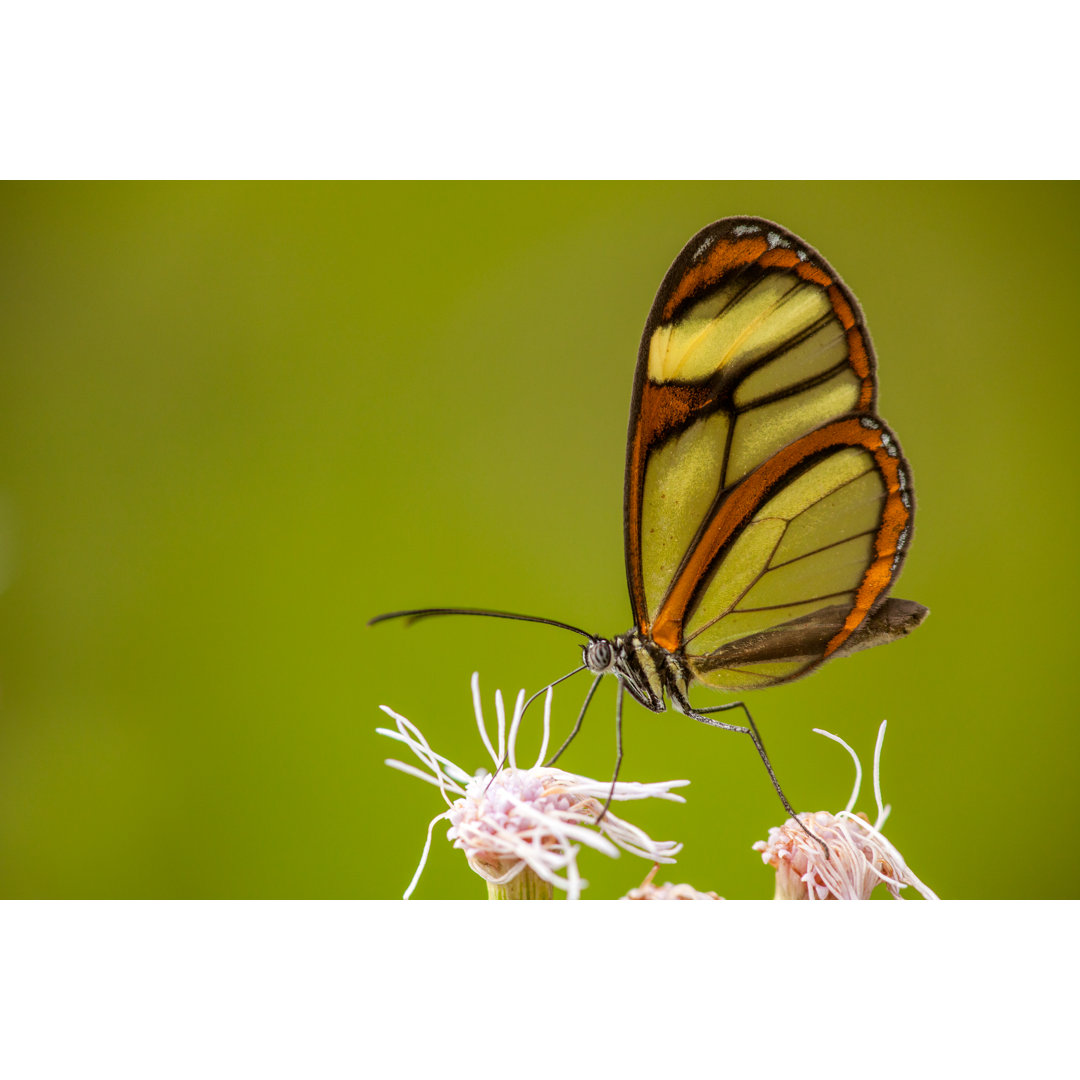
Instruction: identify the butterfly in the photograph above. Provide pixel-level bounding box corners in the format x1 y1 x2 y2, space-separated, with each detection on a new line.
371 217 926 828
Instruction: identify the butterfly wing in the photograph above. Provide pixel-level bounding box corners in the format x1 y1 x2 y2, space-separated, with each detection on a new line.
624 217 919 691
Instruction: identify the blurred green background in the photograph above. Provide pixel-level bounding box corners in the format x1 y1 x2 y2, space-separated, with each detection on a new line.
0 182 1075 899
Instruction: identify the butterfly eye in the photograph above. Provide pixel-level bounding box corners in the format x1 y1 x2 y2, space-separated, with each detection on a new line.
584 639 615 673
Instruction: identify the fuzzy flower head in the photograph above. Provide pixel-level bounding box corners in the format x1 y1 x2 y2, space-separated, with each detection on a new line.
753 721 939 901
378 673 689 899
621 864 724 901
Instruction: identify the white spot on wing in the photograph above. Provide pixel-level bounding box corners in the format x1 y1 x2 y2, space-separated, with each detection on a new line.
693 236 715 260
766 231 791 249
732 224 761 236
860 417 880 430
892 527 910 571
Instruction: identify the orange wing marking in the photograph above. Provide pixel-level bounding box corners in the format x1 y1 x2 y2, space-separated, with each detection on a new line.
662 237 769 321
626 381 714 630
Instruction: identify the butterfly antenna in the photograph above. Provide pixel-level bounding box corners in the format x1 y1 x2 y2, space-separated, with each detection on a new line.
368 607 594 639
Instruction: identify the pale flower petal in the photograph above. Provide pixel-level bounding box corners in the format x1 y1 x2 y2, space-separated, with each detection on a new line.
621 865 723 900
753 721 938 900
379 674 689 899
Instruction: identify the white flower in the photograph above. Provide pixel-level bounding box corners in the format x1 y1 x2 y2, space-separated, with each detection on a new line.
378 672 689 899
621 865 723 900
752 721 939 901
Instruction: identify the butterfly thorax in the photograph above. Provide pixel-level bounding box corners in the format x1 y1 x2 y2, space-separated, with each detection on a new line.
583 631 689 714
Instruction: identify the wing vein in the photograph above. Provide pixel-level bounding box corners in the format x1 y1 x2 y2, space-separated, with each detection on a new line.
716 278 806 371
766 527 879 572
728 311 843 406
733 589 855 614
682 520 789 645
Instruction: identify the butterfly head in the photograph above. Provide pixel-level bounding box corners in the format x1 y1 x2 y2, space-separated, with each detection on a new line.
583 632 668 713
582 637 616 675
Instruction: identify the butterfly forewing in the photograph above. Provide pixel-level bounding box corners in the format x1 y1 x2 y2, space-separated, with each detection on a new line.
624 217 913 691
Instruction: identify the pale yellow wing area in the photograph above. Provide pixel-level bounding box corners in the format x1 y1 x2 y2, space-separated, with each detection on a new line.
639 412 729 621
647 273 866 495
681 445 890 692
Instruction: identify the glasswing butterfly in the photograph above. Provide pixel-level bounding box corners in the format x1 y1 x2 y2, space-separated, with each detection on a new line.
371 217 926 834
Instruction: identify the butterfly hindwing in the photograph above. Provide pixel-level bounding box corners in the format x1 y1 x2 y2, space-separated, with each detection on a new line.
673 416 914 690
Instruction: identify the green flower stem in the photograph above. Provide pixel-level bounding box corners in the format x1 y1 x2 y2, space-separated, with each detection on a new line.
487 867 553 900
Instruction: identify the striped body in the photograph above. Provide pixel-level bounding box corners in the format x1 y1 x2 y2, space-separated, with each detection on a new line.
585 630 690 713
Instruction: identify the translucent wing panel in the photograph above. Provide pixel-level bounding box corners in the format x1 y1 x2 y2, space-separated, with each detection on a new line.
689 593 857 649
684 445 887 656
723 366 864 487
734 320 850 407
772 467 884 565
639 412 730 618
739 532 876 609
647 274 834 385
689 658 808 693
671 516 787 624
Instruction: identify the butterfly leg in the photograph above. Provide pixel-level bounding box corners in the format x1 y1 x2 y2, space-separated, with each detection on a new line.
544 673 603 767
689 700 830 858
595 680 625 826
